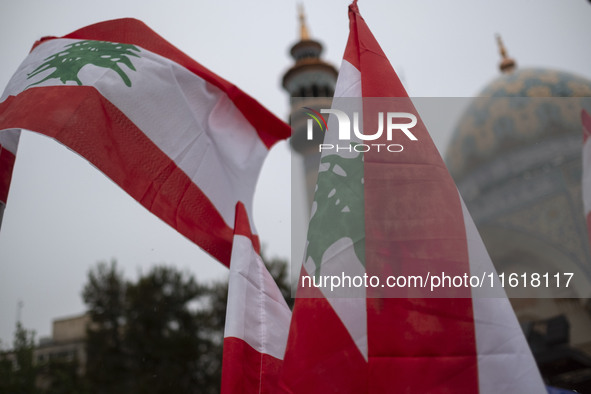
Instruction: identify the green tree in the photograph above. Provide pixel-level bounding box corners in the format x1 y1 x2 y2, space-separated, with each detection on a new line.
125 266 217 393
193 280 227 393
0 322 38 394
81 260 128 393
39 358 89 394
80 255 292 393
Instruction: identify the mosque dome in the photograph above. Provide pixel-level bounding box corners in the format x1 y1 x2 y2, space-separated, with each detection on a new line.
442 52 591 302
437 36 591 391
446 68 591 182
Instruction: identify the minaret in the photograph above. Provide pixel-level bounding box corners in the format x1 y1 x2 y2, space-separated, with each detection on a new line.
496 34 517 74
282 4 338 209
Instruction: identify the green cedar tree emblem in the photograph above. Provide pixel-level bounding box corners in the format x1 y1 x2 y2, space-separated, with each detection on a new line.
306 145 365 274
27 40 141 88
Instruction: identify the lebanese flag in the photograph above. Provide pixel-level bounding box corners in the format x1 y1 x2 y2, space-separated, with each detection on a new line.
280 2 545 392
0 18 290 266
221 202 291 393
582 110 591 248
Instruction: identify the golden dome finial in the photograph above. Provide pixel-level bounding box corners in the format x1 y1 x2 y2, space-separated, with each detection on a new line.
496 34 517 74
298 3 310 40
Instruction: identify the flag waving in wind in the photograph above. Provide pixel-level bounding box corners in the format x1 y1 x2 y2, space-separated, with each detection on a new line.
0 18 290 265
222 202 291 393
280 2 545 392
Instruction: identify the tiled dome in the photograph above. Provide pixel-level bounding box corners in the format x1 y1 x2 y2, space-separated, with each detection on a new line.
445 68 591 181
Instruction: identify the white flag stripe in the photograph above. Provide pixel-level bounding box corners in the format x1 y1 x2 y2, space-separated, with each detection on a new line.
2 38 268 230
303 237 368 360
333 60 362 99
308 58 368 360
461 196 546 393
224 234 291 359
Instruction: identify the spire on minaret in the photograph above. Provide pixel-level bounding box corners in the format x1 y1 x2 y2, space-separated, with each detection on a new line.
282 5 337 99
282 5 338 209
298 3 310 41
496 34 517 74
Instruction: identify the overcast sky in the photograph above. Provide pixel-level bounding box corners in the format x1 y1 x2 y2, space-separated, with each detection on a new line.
0 0 590 346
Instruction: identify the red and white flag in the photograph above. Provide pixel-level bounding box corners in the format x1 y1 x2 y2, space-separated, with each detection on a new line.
0 18 290 265
582 110 591 248
280 2 545 392
221 202 291 393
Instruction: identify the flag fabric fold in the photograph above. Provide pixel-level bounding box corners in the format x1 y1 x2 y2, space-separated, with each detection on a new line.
221 202 291 393
280 2 545 392
0 18 290 266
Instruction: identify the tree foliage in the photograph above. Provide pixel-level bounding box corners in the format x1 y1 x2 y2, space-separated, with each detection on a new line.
38 358 89 394
81 254 291 393
82 260 128 393
124 266 219 393
0 322 38 394
0 254 292 393
0 322 88 394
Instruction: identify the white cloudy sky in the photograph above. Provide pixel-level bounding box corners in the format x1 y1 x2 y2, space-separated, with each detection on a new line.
0 0 590 346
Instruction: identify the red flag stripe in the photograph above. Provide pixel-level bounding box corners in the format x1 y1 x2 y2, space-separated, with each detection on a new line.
0 146 16 205
0 85 249 265
280 277 368 393
345 2 480 391
222 337 284 394
344 2 408 98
